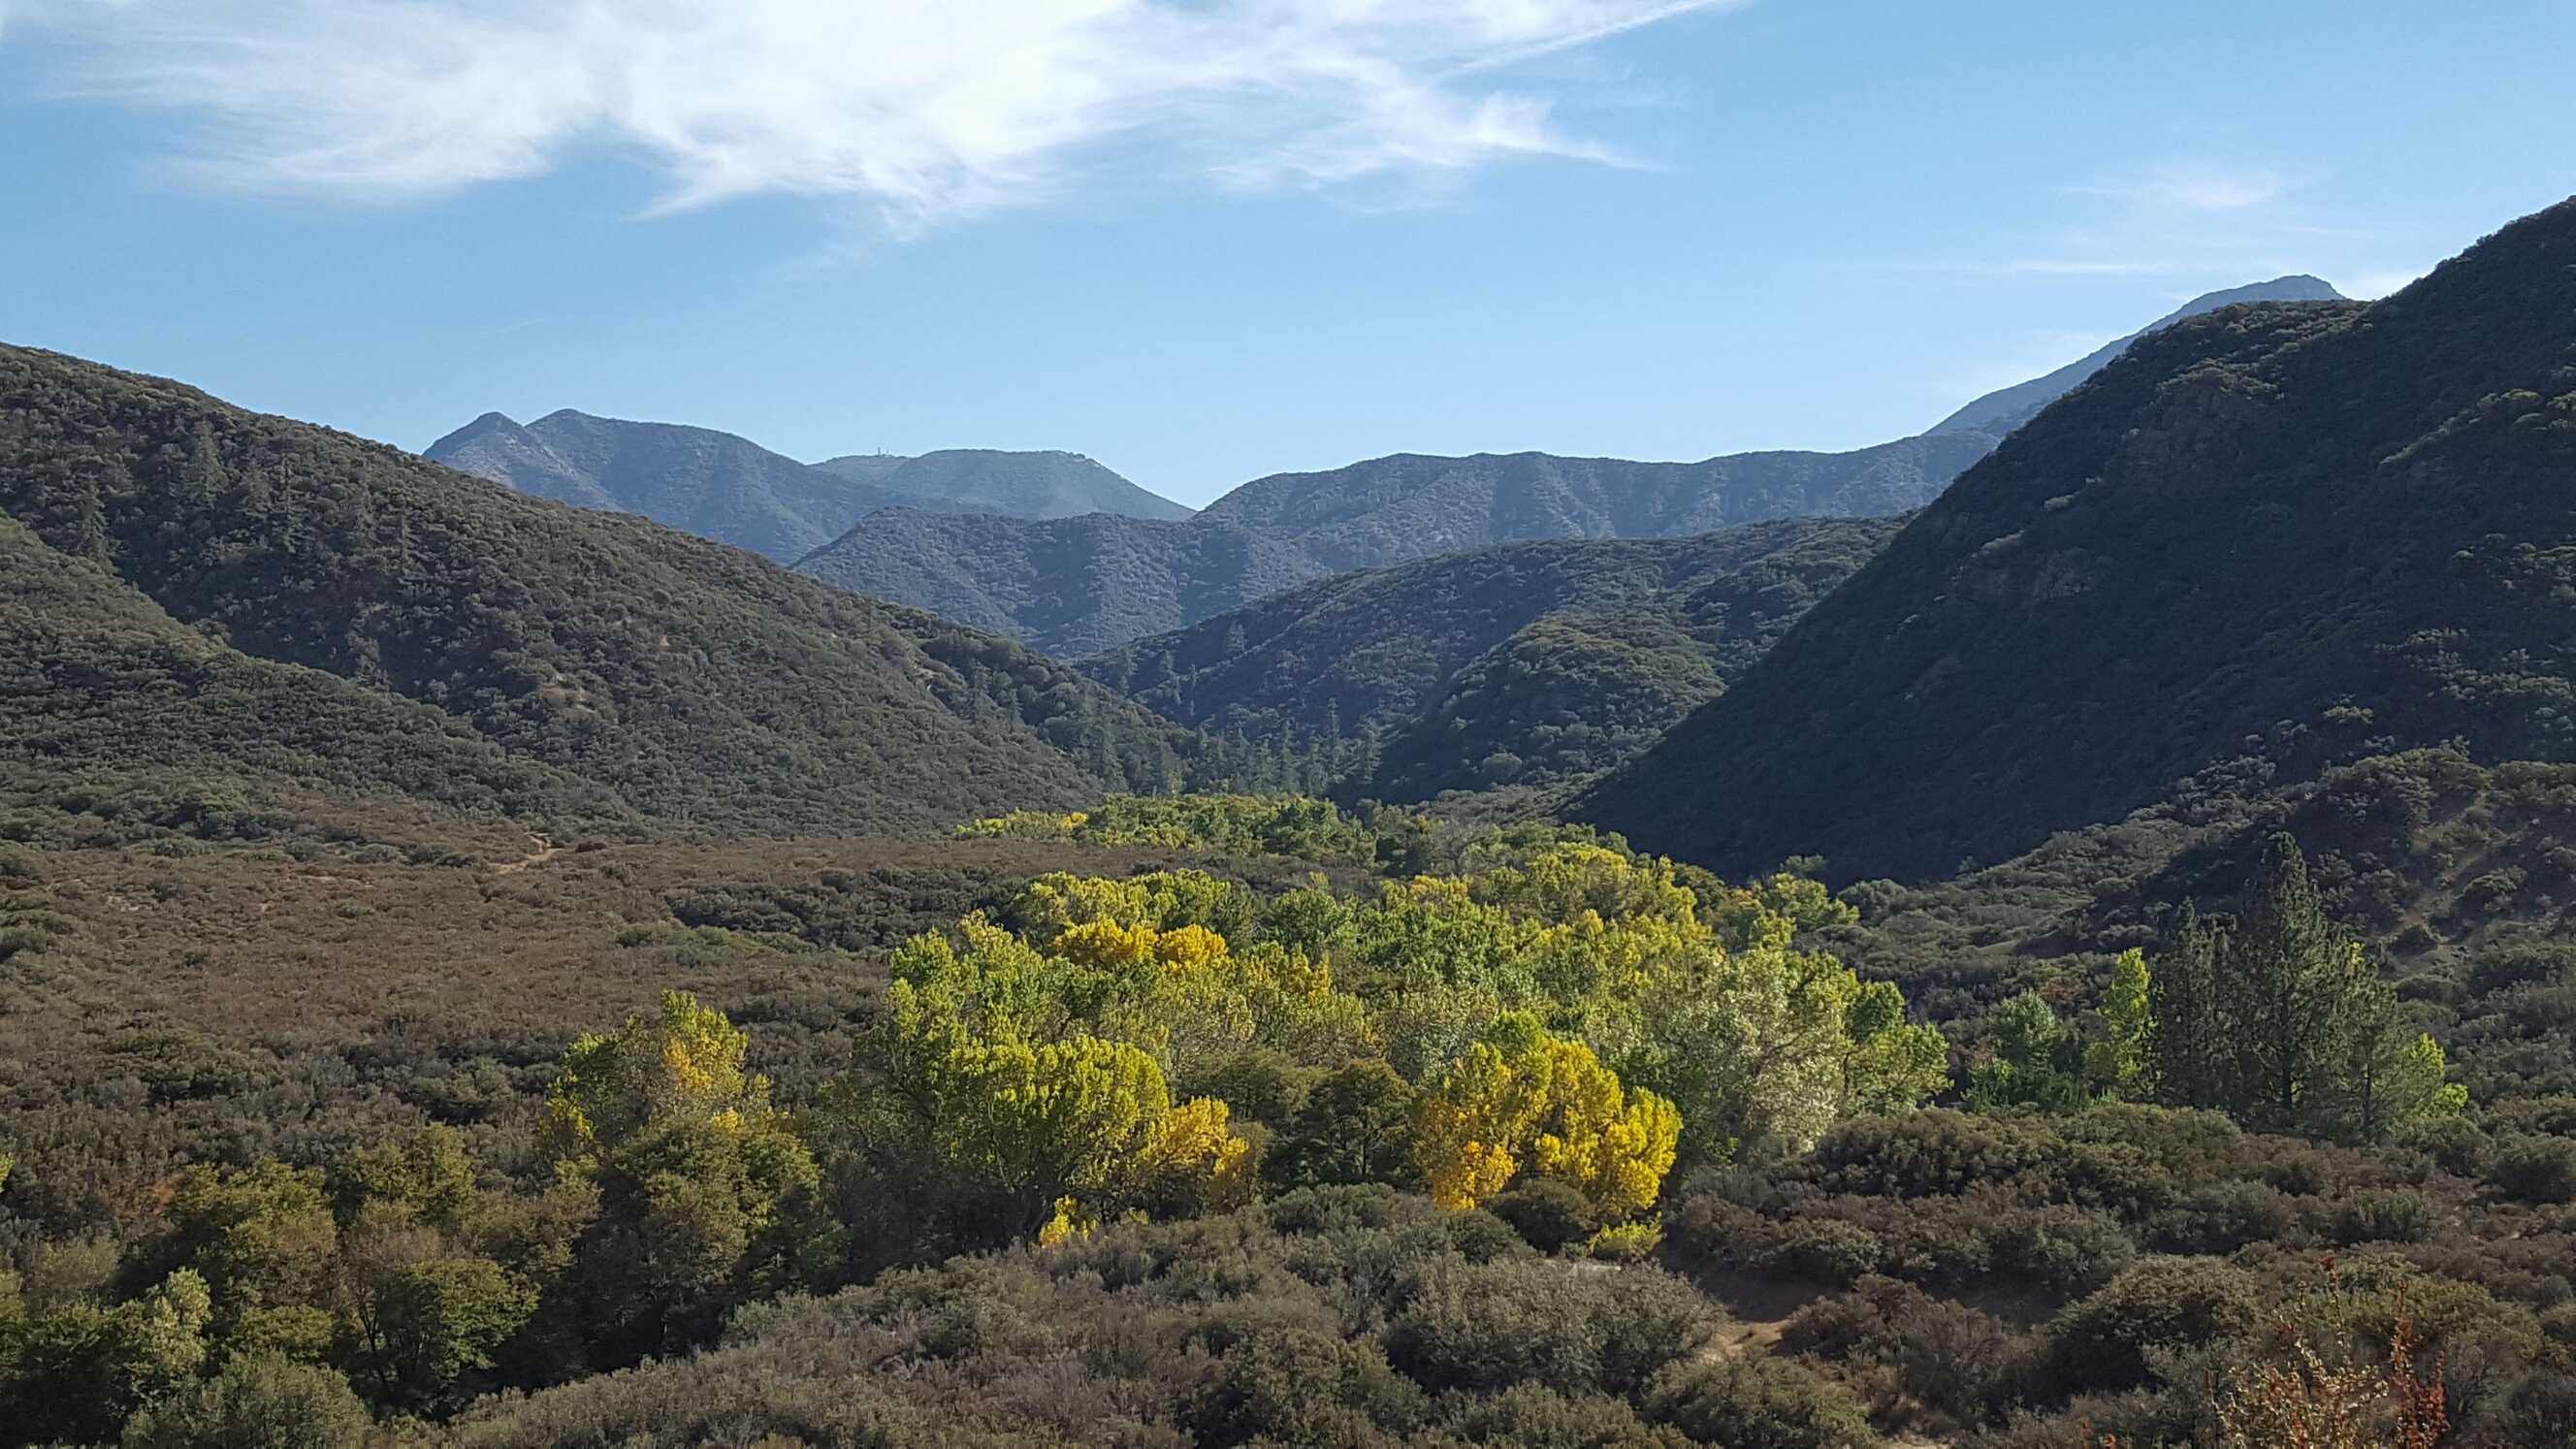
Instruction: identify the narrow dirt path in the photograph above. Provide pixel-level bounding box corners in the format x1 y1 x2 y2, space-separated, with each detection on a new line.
495 832 561 875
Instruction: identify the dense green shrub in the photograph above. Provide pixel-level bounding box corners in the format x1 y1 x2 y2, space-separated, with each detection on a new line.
1641 1355 1878 1449
1489 1181 1602 1255
1386 1257 1713 1398
119 1354 372 1449
2488 1135 2576 1204
2039 1258 2264 1395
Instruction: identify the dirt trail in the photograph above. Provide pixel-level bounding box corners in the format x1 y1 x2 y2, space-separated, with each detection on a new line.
495 832 561 875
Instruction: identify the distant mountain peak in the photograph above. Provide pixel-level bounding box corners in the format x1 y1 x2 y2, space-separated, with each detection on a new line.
1929 274 2347 438
426 410 529 453
425 410 1193 561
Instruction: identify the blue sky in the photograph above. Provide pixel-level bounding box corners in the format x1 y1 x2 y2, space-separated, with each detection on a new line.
1 0 2565 506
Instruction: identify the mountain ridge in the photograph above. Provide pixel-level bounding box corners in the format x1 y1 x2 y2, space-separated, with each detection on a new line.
1579 199 2576 880
5 343 1200 838
818 448 1194 522
425 410 1191 563
1927 274 2344 437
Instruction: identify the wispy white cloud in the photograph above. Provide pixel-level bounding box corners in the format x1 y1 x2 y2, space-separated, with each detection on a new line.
1884 159 2438 288
2070 162 2286 215
5 0 1740 228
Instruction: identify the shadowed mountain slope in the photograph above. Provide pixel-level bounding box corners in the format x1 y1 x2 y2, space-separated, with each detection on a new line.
5 345 1197 837
1581 199 2576 881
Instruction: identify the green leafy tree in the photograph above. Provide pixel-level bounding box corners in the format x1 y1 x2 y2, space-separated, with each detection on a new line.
1631 938 1931 1165
543 994 822 1364
562 1114 821 1360
120 1351 372 1449
1968 989 2085 1110
336 1206 533 1407
2147 836 2467 1141
1264 1059 1419 1192
543 990 785 1165
3 1269 212 1444
2085 949 2152 1097
329 1122 478 1232
1841 977 1952 1115
160 1161 340 1359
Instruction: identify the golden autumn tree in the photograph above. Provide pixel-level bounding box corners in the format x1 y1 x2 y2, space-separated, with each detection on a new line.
1529 1036 1683 1218
1415 1037 1548 1209
1413 1015 1681 1215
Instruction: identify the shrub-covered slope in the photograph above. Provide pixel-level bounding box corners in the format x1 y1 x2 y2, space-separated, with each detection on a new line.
793 507 1328 658
1 344 1194 837
1090 518 1897 796
1584 197 2576 880
1927 274 2343 437
0 514 621 840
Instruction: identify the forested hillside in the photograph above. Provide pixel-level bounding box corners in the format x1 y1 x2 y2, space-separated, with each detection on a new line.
0 515 621 845
1587 199 2576 881
793 506 1328 657
1090 518 1896 796
1 345 1196 837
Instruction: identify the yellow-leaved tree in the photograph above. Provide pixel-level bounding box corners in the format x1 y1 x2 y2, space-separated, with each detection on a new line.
1414 1037 1547 1209
542 990 787 1164
856 929 1256 1241
1413 1016 1680 1215
1528 1036 1683 1219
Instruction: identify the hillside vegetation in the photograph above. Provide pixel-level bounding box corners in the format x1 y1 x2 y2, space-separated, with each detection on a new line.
0 515 623 848
1091 518 1897 797
5 788 2568 1448
1927 274 2342 437
1587 200 2576 881
793 507 1328 657
2 345 1195 839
